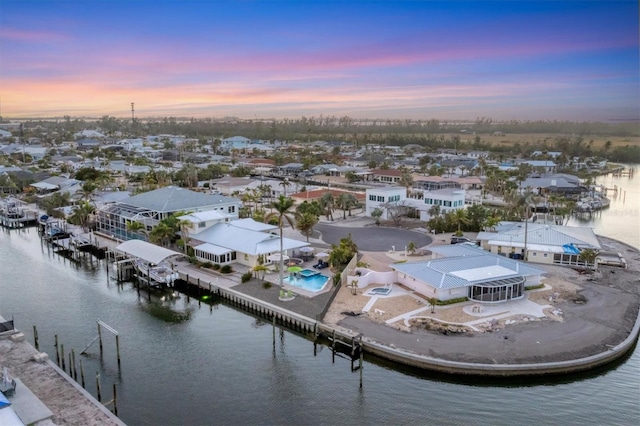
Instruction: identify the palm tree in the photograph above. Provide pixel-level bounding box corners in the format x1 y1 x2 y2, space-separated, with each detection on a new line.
371 208 383 225
149 222 174 247
78 180 98 205
126 220 148 240
176 218 192 254
400 168 414 197
252 264 270 282
265 196 296 288
279 179 291 196
336 193 354 219
452 208 471 233
406 241 417 255
68 201 95 231
296 211 318 242
483 215 501 232
320 192 335 221
578 248 598 270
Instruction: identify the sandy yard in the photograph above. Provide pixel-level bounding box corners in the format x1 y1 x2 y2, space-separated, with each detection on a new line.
324 235 640 340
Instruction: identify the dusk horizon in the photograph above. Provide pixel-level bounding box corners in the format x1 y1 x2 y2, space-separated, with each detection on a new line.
1 1 638 122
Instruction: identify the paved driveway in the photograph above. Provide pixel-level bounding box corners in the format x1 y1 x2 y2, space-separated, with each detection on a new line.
315 224 432 251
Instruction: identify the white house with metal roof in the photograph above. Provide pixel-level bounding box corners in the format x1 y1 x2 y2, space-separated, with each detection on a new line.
190 220 308 267
476 222 601 266
391 245 545 303
96 186 241 241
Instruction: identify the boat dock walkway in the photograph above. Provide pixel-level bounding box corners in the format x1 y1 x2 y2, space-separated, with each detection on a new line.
0 319 124 426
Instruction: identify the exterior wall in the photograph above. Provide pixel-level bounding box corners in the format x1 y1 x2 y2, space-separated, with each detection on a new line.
395 273 467 301
527 251 555 264
365 187 406 220
346 269 396 288
422 189 466 216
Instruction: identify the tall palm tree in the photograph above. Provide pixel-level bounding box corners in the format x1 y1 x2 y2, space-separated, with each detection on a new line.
452 208 471 232
68 201 95 231
320 191 335 221
279 179 291 196
126 220 148 240
265 196 296 287
79 180 98 205
296 211 318 242
149 222 174 247
399 168 414 198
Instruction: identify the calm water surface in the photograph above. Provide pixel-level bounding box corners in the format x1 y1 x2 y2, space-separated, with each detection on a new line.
1 168 639 425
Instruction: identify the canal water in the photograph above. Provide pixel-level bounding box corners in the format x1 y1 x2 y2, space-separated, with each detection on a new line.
1 168 638 426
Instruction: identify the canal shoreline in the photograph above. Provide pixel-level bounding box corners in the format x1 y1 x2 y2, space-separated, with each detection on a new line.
161 233 640 377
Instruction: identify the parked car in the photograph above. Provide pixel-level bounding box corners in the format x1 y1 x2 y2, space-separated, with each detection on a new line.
450 236 472 244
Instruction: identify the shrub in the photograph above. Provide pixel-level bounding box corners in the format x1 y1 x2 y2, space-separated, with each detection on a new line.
262 282 272 289
220 264 232 274
435 297 468 306
201 261 213 269
525 284 545 291
212 263 221 270
332 272 341 286
241 272 253 283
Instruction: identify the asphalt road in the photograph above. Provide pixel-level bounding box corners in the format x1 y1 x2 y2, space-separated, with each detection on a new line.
315 223 433 251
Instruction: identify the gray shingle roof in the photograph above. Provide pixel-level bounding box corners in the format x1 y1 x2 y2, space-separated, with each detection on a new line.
123 186 239 213
392 247 545 289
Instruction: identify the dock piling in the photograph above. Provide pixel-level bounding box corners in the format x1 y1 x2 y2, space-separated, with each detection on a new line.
33 325 39 351
96 372 102 402
54 334 60 366
80 359 85 388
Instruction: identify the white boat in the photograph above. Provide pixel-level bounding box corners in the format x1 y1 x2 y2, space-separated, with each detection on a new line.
135 259 179 287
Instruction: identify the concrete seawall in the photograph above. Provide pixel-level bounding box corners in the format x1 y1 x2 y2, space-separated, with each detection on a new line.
360 303 640 376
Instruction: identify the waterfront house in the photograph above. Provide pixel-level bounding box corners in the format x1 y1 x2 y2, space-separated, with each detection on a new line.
95 186 241 240
476 222 601 266
391 245 545 303
365 187 406 219
190 219 308 267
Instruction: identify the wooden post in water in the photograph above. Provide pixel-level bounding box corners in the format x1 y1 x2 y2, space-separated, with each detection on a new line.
98 322 103 356
80 359 85 388
33 325 39 351
54 334 60 366
96 372 102 402
115 334 121 368
272 314 276 350
112 383 118 416
331 330 336 364
61 343 66 371
359 336 363 389
71 349 77 380
68 352 73 376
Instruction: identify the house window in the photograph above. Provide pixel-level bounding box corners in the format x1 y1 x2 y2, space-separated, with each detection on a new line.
369 194 376 201
229 205 235 213
544 253 548 257
198 222 206 228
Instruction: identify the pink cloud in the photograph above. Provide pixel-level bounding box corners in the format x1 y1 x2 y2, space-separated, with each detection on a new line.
0 27 70 42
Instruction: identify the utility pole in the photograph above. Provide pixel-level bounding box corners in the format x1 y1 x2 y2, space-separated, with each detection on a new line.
131 102 135 122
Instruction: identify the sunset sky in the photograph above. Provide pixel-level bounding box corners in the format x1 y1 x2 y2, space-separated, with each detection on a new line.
1 0 638 121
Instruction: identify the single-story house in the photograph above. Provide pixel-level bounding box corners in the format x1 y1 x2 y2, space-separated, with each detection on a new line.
191 220 308 267
391 244 545 303
476 222 601 267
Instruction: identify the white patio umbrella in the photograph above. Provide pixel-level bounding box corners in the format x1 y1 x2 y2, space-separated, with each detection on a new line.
299 247 314 253
316 252 330 259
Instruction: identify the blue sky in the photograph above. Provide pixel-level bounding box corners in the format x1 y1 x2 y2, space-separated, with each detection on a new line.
1 0 638 121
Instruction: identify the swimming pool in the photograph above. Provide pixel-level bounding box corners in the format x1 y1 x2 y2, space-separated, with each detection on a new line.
284 273 329 292
299 268 319 278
